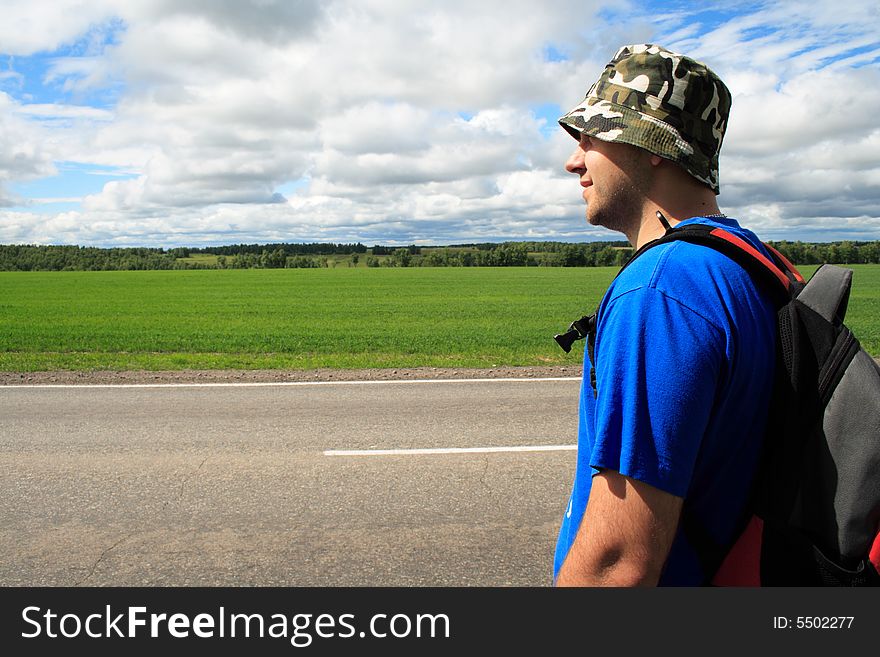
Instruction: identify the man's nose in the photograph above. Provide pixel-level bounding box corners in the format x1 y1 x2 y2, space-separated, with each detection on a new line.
565 144 586 174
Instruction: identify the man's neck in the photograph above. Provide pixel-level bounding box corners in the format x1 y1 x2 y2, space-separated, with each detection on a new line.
628 200 721 250
615 161 722 249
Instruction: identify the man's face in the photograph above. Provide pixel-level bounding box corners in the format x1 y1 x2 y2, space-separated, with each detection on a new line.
564 134 653 234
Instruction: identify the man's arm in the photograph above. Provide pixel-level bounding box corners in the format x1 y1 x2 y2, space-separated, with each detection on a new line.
555 470 683 586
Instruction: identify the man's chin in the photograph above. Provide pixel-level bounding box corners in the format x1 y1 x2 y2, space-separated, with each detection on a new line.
586 209 622 233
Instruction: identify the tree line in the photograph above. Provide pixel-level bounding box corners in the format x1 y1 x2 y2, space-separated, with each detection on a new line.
192 242 368 256
1 240 879 271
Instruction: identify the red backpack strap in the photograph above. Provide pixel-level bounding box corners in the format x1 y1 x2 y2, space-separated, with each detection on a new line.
763 243 806 285
870 531 880 574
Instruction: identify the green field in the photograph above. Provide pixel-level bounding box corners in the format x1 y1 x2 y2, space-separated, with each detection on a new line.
1 265 878 371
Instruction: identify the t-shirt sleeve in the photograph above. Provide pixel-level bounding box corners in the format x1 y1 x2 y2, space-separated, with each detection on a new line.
589 286 725 498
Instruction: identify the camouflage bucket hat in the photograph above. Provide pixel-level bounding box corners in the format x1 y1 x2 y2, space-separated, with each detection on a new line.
559 43 731 194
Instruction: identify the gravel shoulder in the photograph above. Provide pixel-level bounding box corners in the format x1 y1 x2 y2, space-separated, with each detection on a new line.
0 365 583 386
5 358 876 386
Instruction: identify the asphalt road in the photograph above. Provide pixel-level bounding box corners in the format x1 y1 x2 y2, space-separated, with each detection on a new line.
0 378 581 586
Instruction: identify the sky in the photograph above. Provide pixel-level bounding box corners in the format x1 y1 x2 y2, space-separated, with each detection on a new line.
0 0 878 247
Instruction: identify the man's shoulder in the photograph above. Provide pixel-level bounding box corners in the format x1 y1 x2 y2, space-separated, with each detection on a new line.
608 240 745 300
609 219 770 305
603 226 776 332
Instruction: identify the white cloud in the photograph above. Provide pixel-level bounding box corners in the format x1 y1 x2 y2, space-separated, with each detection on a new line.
0 0 878 245
32 0 606 227
0 94 57 206
0 1 119 56
650 0 880 240
725 67 880 156
13 103 113 121
719 64 880 229
145 0 326 45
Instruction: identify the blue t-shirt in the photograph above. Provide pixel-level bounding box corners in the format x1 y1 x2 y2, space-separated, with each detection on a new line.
553 216 777 586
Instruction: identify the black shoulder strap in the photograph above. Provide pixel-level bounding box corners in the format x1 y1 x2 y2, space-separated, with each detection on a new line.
553 224 803 358
632 224 803 306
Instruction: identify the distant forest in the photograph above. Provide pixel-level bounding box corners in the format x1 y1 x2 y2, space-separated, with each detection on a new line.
1 239 879 271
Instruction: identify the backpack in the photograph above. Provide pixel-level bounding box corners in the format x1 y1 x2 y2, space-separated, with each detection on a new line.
554 222 880 586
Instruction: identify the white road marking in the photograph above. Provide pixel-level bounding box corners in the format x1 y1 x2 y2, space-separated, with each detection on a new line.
1 377 581 390
324 444 577 457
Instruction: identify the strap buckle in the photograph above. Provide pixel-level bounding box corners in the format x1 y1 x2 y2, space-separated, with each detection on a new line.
554 315 595 353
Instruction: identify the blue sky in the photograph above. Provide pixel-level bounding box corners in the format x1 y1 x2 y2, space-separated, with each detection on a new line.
1 0 878 247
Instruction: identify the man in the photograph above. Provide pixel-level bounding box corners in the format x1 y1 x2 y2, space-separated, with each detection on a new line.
553 44 777 586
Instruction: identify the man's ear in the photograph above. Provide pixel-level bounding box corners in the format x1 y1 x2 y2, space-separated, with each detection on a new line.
649 154 663 167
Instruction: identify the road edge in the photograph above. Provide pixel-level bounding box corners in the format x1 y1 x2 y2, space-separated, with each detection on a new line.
0 365 584 386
